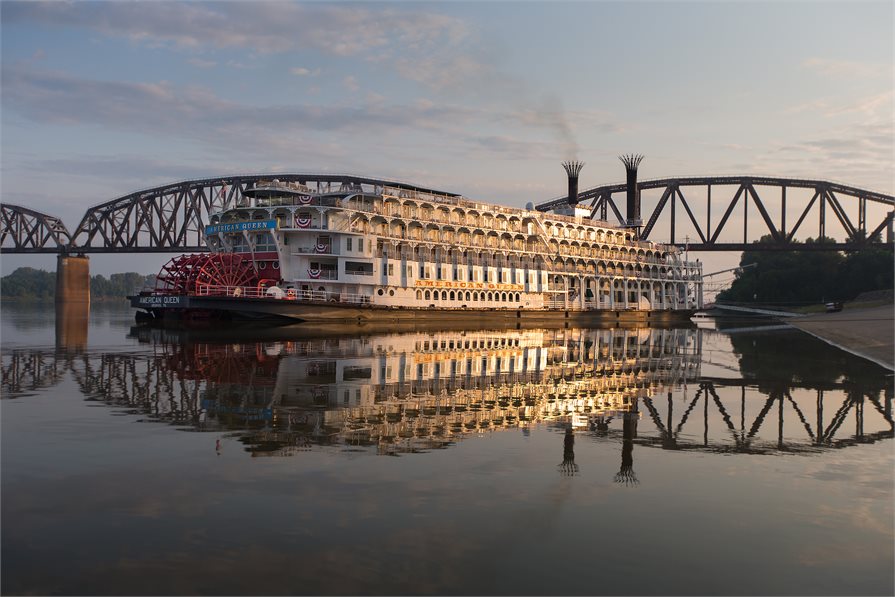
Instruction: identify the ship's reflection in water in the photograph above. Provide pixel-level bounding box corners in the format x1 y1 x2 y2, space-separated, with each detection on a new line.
7 322 889 472
128 325 702 461
2 314 893 596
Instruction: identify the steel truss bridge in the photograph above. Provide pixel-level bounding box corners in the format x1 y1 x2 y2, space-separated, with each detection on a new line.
537 176 894 251
0 174 459 254
1 174 893 254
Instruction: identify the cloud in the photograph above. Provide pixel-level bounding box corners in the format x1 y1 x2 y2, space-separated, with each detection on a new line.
342 75 359 93
802 58 888 79
1 66 470 135
290 67 320 77
2 1 611 160
188 57 217 69
2 2 472 59
745 119 894 193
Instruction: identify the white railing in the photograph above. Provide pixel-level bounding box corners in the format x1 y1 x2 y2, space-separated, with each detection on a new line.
193 285 372 304
291 246 336 255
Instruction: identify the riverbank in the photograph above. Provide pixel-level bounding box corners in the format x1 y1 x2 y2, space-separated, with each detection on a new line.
788 304 894 370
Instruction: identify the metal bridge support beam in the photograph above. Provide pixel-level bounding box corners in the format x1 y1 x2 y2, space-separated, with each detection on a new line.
56 254 90 305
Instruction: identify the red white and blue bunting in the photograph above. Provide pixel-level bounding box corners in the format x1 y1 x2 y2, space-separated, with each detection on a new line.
308 268 321 279
296 216 312 228
298 195 313 205
314 243 329 253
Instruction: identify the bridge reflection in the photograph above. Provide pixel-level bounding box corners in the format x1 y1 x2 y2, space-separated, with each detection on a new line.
2 325 891 467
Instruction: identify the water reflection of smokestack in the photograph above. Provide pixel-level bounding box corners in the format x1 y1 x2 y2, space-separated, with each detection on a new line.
558 426 579 476
614 412 639 486
55 302 89 352
562 161 584 205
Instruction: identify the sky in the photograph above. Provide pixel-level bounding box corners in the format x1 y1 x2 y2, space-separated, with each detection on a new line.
1 0 893 280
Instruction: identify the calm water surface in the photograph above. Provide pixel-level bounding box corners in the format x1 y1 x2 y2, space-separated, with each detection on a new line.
2 303 893 595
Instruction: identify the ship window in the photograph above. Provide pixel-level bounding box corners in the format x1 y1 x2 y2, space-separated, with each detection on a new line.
358 239 363 252
416 290 422 300
345 261 372 275
272 261 279 269
254 232 276 252
387 264 394 276
465 291 471 301
377 289 384 296
257 261 267 269
441 291 447 300
425 290 431 300
346 237 353 251
389 289 395 296
450 291 456 301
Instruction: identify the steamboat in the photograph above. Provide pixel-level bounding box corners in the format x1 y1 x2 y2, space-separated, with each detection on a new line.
132 164 703 323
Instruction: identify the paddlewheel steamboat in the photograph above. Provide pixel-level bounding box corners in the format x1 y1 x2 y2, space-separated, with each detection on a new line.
132 167 702 323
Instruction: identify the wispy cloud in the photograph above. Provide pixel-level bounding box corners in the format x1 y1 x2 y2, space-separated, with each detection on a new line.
0 66 480 155
786 90 893 119
2 2 474 61
188 57 216 69
2 66 619 162
802 58 888 79
342 75 359 93
290 67 320 77
2 1 610 160
746 118 894 193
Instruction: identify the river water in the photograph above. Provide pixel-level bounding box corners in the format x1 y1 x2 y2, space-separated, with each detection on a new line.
1 303 893 596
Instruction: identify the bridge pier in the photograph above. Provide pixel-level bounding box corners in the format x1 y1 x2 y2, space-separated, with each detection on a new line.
56 254 90 304
55 302 89 351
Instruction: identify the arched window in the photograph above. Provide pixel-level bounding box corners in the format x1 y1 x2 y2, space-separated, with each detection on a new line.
433 291 439 301
425 290 431 300
416 290 422 300
465 291 471 301
487 292 493 301
501 292 507 302
441 290 448 300
450 291 456 301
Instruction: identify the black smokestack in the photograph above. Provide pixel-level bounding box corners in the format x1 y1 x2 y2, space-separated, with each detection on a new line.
562 161 584 205
619 154 644 227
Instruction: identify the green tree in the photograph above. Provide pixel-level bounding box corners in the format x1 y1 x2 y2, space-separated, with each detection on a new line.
718 236 892 304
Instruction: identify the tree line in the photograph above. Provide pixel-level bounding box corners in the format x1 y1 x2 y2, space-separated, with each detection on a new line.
716 236 893 305
0 268 155 300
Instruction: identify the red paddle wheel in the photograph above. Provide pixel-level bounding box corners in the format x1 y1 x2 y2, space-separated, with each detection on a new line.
155 253 258 296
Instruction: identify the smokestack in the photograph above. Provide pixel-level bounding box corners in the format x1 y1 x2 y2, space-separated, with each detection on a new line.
619 154 644 228
562 161 584 205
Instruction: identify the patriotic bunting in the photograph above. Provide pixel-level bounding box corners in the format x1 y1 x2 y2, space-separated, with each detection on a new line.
308 268 321 279
296 216 311 228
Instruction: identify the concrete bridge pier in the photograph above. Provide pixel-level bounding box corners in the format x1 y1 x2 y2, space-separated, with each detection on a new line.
56 254 90 304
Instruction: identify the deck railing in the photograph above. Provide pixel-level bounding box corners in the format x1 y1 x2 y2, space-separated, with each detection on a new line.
192 285 372 304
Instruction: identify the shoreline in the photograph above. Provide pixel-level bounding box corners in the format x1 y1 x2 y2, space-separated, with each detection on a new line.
788 304 894 370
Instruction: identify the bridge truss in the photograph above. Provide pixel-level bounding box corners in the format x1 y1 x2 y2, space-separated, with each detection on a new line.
0 204 73 252
0 174 458 254
538 176 894 251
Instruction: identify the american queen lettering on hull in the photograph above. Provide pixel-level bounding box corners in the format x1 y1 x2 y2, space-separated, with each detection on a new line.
131 170 703 324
